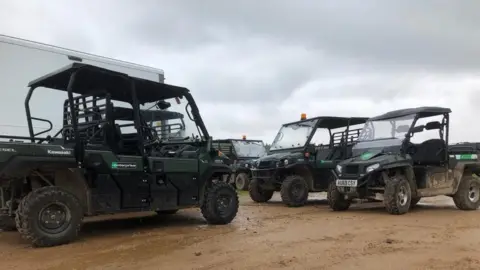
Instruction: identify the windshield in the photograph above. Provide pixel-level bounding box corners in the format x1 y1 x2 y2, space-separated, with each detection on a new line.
353 114 415 151
358 114 415 142
270 119 318 150
231 140 267 158
140 95 202 142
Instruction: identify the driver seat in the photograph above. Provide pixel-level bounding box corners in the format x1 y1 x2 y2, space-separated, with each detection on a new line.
411 139 446 165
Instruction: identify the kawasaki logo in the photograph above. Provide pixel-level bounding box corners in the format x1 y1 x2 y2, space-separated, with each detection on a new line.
111 162 137 169
47 149 72 155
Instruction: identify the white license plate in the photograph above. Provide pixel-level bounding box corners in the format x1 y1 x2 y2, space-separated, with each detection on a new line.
336 179 357 187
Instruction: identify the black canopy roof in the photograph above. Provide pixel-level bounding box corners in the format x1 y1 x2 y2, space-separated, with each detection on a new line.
283 116 369 129
28 63 190 103
369 106 451 121
111 106 184 121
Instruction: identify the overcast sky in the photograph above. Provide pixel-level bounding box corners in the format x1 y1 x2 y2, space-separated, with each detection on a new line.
1 0 480 143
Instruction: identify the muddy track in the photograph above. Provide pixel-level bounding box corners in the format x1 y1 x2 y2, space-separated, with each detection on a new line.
0 193 479 270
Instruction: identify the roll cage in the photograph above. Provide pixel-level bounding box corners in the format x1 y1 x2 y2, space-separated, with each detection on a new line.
366 106 452 163
18 63 208 164
270 116 369 153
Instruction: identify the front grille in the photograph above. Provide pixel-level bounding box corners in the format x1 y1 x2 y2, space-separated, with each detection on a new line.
258 160 275 169
344 165 359 175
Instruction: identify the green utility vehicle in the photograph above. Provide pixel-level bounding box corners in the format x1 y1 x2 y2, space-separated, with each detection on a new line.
0 63 238 246
329 107 480 215
249 114 368 207
213 137 267 190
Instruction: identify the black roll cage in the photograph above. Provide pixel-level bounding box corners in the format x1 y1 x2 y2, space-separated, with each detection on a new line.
10 63 210 163
269 117 368 152
403 112 450 163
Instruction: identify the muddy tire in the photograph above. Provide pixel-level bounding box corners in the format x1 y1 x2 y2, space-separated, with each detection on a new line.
249 178 274 203
453 175 480 210
201 182 239 225
280 175 309 207
235 173 250 191
327 181 351 211
156 209 179 215
383 175 411 215
410 197 421 209
15 186 83 247
0 214 16 231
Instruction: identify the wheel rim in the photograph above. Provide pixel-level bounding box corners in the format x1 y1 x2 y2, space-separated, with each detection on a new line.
216 193 234 217
468 184 480 203
397 185 409 206
236 177 245 189
38 202 71 234
291 182 306 201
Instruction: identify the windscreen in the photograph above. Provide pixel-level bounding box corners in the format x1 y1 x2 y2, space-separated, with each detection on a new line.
270 119 317 150
231 140 267 158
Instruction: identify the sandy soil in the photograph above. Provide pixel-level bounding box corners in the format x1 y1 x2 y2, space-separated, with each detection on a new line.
1 193 480 270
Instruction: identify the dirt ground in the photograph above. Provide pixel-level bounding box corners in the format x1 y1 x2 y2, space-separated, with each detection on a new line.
1 193 480 270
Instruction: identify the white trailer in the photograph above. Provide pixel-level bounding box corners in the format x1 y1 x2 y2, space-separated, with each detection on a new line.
0 34 166 137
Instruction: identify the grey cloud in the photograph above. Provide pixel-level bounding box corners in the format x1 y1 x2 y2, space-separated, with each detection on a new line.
124 0 480 71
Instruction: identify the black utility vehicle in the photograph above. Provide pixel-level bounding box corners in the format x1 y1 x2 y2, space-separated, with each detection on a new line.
213 137 267 190
249 114 368 207
0 63 238 246
329 107 480 215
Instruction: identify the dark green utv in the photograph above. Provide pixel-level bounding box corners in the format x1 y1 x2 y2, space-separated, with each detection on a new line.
212 137 267 190
249 114 368 207
329 106 480 215
0 63 238 247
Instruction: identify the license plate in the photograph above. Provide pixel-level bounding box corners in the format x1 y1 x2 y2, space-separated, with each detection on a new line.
336 179 357 187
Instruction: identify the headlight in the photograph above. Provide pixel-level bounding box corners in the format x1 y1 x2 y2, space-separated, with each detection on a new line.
245 163 249 168
366 163 380 173
284 159 289 165
336 165 342 173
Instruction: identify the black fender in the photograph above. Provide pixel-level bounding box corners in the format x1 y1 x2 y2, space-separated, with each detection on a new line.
0 155 76 178
283 163 315 190
381 164 417 197
235 167 251 178
199 164 233 204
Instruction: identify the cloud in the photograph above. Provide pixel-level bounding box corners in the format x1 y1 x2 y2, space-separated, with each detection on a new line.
0 0 480 145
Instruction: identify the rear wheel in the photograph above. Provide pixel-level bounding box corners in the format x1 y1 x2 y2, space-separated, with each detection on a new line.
235 173 250 191
384 175 411 215
249 178 274 203
280 175 309 207
15 186 83 247
327 181 351 211
201 182 239 225
453 176 480 210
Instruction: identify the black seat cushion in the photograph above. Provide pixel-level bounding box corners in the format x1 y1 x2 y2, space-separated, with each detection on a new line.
411 139 446 165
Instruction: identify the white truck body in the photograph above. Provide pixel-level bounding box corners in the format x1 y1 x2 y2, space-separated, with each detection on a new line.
0 35 165 137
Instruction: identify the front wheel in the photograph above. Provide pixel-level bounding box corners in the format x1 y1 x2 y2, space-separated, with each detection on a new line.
280 175 309 207
201 182 239 225
327 181 351 211
383 175 411 215
235 173 250 191
453 176 480 210
15 186 83 247
249 178 274 203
